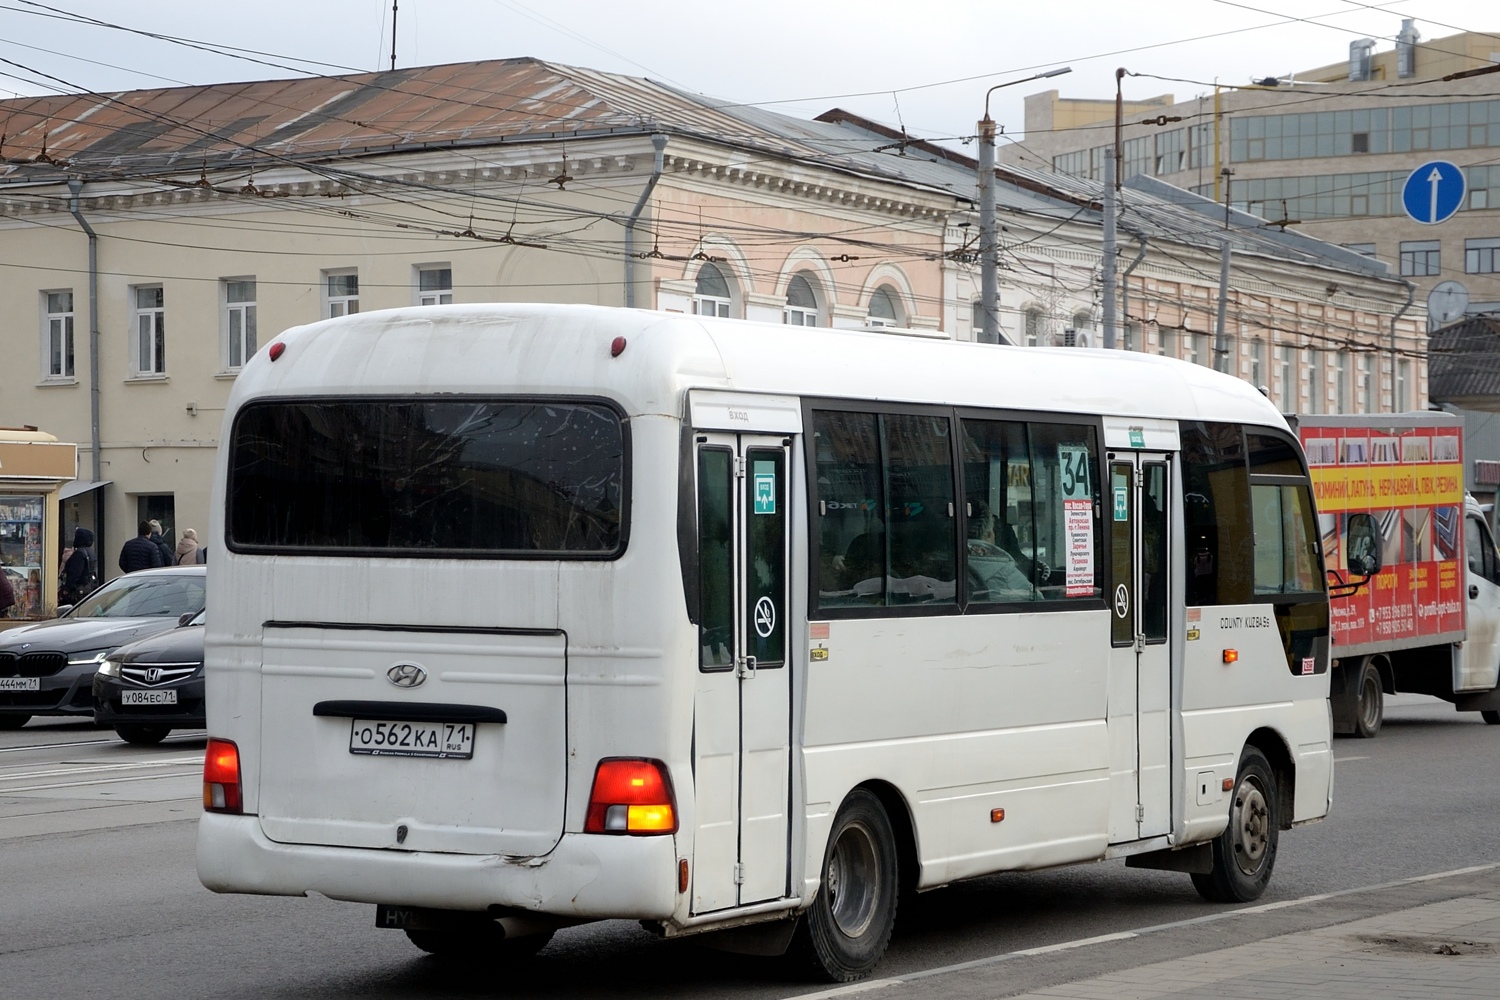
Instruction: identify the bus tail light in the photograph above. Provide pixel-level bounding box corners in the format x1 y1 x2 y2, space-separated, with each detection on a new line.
204 738 243 814
585 758 677 834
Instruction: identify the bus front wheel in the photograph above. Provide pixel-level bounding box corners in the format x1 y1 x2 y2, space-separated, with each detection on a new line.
1191 747 1279 903
795 788 898 982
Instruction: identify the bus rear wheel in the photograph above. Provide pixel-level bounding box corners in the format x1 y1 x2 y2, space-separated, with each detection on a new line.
1482 710 1500 726
795 788 898 982
1191 747 1279 903
1353 662 1383 739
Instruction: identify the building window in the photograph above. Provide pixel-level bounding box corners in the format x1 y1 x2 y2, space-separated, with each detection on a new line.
693 262 732 318
132 285 165 376
1466 238 1500 274
1154 129 1185 175
1359 354 1374 413
1306 348 1323 414
43 290 74 379
1397 358 1411 411
1123 135 1152 179
1122 322 1137 352
1399 240 1441 277
1277 344 1294 410
1187 332 1210 366
224 280 257 370
324 271 359 318
1336 350 1350 413
868 284 904 328
1023 306 1043 346
417 266 453 305
785 273 820 327
1159 328 1176 359
1250 337 1265 391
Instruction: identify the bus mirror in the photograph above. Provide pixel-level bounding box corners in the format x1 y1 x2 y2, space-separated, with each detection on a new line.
1345 513 1381 578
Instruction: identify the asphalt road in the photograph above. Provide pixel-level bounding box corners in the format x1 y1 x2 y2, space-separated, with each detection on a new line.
2 696 1498 1000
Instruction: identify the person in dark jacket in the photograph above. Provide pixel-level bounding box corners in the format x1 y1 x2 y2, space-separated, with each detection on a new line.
119 521 165 574
59 527 98 605
147 519 174 567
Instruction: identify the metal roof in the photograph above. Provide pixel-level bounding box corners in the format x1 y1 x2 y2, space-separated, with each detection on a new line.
1429 315 1500 409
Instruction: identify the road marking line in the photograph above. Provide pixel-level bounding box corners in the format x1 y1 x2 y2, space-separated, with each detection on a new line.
0 757 202 782
784 861 1500 999
3 770 203 793
0 733 205 754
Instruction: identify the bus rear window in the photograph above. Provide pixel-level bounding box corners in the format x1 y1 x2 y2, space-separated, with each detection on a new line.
228 398 626 557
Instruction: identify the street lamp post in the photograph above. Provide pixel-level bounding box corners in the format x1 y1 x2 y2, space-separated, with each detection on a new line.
978 66 1071 345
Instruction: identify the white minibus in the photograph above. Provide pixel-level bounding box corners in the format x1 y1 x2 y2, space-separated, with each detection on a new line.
198 304 1333 982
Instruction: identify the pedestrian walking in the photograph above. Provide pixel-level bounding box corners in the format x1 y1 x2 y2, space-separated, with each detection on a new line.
59 527 98 605
119 521 165 574
175 528 200 565
148 520 175 566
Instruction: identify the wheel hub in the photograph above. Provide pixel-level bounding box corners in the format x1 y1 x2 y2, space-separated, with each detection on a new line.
1231 779 1270 876
826 820 880 937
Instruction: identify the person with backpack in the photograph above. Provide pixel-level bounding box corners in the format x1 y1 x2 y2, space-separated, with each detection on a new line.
148 520 175 567
59 527 98 605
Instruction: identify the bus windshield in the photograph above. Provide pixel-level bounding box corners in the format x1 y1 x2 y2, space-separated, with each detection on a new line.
227 398 626 557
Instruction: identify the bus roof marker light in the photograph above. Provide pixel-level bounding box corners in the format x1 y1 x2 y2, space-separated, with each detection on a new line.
268 342 286 362
1222 649 1239 664
610 336 627 358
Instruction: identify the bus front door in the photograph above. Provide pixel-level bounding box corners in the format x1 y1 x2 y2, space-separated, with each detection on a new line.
1108 454 1173 842
691 433 792 913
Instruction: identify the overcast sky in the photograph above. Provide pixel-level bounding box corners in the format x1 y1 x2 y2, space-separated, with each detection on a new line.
0 1 1494 152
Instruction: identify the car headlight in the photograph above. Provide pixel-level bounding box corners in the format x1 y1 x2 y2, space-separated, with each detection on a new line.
68 649 111 667
95 658 122 678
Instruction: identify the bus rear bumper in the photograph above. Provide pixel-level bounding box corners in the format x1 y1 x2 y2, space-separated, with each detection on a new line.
196 812 679 920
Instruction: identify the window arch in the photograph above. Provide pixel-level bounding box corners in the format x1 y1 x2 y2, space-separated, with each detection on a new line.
784 273 821 327
867 284 904 328
694 263 732 318
1071 310 1093 332
1023 306 1043 346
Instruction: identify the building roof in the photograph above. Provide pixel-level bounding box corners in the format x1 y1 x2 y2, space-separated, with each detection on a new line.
1429 315 1500 409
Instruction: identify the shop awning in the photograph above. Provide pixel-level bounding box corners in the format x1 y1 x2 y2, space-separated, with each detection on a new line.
58 479 111 500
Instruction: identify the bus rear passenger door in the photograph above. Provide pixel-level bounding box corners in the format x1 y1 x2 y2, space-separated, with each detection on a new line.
1108 454 1173 842
691 433 791 913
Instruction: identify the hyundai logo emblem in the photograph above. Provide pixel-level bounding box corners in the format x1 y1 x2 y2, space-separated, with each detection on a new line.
387 663 427 688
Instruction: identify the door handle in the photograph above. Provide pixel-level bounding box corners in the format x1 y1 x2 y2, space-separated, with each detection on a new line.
1471 584 1480 599
737 655 758 679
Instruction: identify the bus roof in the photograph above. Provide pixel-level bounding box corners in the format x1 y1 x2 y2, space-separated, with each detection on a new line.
227 303 1289 431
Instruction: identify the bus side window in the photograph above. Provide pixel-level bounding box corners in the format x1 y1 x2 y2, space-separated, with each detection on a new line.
1252 483 1322 594
698 448 735 669
959 418 1035 603
813 411 885 609
881 413 956 606
1181 421 1253 606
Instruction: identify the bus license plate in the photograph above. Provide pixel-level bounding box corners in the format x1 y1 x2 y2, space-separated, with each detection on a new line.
122 689 177 705
349 719 474 759
0 677 40 691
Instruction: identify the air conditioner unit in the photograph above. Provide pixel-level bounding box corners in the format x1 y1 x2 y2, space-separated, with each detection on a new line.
1058 328 1093 348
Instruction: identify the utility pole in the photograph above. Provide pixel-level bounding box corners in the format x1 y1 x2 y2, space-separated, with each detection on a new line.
1214 242 1232 372
1102 149 1117 349
977 66 1071 345
390 1 399 71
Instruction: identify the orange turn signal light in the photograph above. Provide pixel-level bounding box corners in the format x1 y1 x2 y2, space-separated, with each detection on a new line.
678 858 690 893
584 758 678 835
1222 649 1239 664
990 808 1005 823
1222 778 1234 792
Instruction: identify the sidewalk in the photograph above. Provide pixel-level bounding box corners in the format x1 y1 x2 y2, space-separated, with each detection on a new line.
1006 886 1500 999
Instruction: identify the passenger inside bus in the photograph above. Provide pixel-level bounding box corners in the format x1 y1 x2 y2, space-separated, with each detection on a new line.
967 504 1033 601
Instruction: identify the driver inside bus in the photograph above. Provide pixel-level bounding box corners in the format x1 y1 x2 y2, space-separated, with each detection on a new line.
967 504 1032 601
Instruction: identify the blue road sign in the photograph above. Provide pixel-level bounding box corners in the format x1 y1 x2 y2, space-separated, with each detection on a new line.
1402 160 1465 225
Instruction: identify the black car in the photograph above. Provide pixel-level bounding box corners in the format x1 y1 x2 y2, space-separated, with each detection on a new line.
0 566 206 729
93 609 205 745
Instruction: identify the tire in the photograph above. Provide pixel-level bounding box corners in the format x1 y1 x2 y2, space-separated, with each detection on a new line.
794 788 899 982
1191 747 1279 903
405 923 553 958
115 724 171 746
1353 662 1383 739
0 714 31 730
1482 710 1500 726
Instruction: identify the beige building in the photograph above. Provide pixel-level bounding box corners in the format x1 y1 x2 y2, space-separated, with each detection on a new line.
1002 24 1500 325
0 60 1422 574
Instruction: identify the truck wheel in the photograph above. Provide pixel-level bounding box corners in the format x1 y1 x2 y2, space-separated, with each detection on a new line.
1191 747 1279 903
1353 663 1383 739
1482 710 1500 726
794 788 899 982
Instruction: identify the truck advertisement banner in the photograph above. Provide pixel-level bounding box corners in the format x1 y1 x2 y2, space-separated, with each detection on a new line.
1300 423 1464 650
